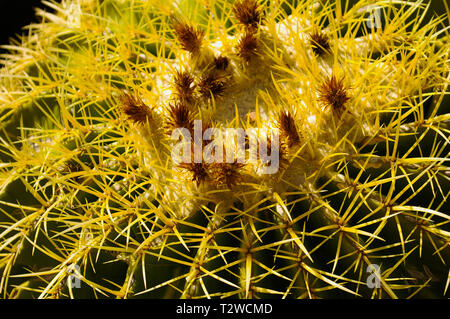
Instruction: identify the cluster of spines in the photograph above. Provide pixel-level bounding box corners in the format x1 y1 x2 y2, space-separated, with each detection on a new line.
173 70 196 103
232 0 265 30
277 110 301 148
177 156 246 189
120 93 153 124
233 0 264 62
177 121 213 187
120 0 354 188
177 162 210 186
236 31 260 62
172 20 205 55
165 101 195 133
309 29 331 56
214 55 229 70
317 75 351 118
198 72 229 100
172 1 265 64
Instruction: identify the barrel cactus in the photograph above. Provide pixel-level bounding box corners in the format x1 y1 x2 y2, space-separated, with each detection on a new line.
0 0 448 299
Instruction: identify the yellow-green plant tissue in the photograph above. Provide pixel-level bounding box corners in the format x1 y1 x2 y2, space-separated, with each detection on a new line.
0 0 448 299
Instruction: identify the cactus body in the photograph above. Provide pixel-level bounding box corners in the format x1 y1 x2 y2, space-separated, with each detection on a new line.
0 0 449 299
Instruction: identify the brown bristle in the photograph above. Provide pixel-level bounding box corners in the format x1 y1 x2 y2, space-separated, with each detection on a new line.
63 161 84 183
278 111 300 147
214 55 229 70
198 73 228 99
236 31 258 62
318 75 351 117
178 162 210 186
174 70 195 101
211 160 245 188
165 102 194 133
120 93 152 124
258 136 289 169
233 0 264 29
173 21 205 54
309 30 331 56
65 161 81 173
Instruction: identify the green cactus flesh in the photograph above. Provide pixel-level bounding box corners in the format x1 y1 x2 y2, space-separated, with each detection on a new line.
0 0 449 298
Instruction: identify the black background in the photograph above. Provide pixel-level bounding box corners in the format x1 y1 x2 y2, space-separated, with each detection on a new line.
0 1 55 52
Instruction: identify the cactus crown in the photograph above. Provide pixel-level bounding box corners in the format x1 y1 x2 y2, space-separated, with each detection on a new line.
0 0 449 299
